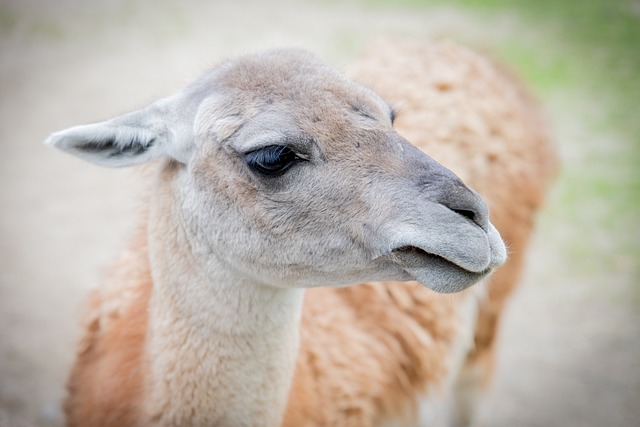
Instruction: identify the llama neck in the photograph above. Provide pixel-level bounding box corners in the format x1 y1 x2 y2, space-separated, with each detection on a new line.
143 165 305 427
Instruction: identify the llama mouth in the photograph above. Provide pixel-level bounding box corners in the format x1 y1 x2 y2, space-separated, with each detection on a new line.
391 245 483 271
390 245 492 293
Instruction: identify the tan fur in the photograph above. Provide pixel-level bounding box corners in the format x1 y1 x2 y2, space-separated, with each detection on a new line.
65 229 151 426
283 286 468 426
63 40 556 426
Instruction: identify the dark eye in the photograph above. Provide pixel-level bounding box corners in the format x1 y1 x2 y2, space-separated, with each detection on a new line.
245 145 300 176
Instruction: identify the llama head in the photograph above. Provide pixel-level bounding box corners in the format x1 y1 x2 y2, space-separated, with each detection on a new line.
46 49 506 293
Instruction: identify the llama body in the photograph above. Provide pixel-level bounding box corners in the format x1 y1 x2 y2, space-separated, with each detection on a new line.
48 40 555 427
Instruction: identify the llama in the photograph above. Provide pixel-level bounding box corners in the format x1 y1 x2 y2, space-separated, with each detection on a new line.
46 40 556 427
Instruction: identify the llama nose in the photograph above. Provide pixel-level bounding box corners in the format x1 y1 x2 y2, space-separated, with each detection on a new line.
439 183 490 231
395 134 490 231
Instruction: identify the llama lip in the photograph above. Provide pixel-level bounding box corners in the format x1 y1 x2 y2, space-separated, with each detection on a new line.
390 245 492 293
392 245 445 268
391 245 487 273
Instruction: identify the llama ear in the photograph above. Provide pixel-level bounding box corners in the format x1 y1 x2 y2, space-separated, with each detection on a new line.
45 100 194 168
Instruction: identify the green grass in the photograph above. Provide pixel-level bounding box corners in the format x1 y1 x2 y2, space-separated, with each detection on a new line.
0 5 18 34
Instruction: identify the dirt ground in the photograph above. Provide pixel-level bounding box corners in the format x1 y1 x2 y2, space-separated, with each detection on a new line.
0 0 638 426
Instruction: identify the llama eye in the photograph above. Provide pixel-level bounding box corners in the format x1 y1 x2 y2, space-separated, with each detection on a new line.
245 145 300 177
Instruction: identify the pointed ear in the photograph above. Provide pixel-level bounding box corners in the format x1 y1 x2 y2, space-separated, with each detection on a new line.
45 100 193 168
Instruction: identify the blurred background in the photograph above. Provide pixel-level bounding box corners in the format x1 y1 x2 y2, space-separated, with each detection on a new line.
0 0 638 426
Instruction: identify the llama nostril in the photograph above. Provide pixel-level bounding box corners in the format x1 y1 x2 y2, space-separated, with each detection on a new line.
452 209 476 223
442 186 489 231
412 149 490 231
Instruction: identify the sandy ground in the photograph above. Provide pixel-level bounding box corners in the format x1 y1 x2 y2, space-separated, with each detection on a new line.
0 0 638 426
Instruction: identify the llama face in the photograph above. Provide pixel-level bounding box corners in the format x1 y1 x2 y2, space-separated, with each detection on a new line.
46 49 506 293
